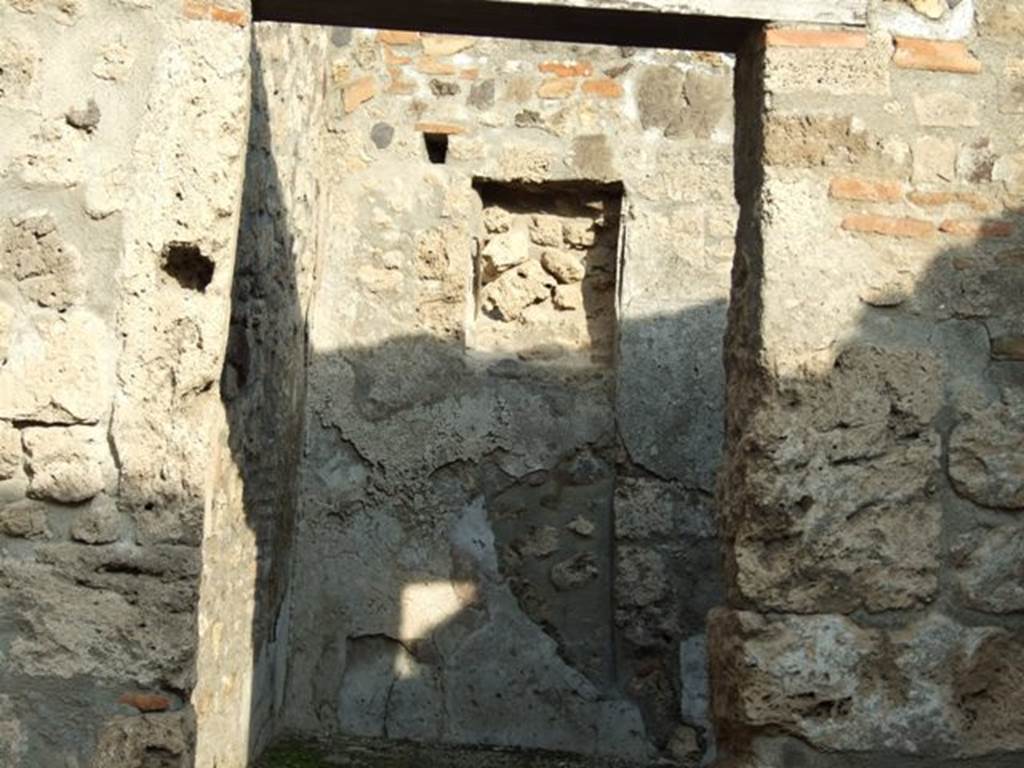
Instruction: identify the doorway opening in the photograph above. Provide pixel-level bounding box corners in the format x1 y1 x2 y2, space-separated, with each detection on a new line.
216 10 757 768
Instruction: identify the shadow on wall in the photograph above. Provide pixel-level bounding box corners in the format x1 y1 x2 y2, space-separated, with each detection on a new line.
217 30 1024 768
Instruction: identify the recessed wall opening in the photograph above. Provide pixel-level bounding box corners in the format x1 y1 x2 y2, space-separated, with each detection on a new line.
470 180 622 368
220 17 739 768
424 132 449 164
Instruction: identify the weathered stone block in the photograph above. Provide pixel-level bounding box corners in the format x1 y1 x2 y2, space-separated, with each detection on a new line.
23 425 112 504
764 115 868 168
912 135 957 184
1001 57 1024 114
0 501 50 539
0 422 20 481
954 525 1024 613
70 496 123 545
1 211 85 310
710 609 1024 756
766 34 891 96
0 310 116 425
949 402 1024 510
540 249 584 284
724 346 943 613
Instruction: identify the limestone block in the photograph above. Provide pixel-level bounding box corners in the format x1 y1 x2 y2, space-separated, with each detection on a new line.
1 211 85 309
0 501 50 539
913 135 957 184
23 425 112 503
70 495 123 545
765 34 892 97
2 548 199 685
0 421 21 480
994 151 1024 195
710 610 1024 756
483 207 512 234
957 138 996 182
540 248 585 284
480 259 554 321
529 214 562 246
90 712 192 768
0 309 115 426
0 30 40 107
763 115 869 169
562 218 596 248
954 525 1024 613
949 402 1024 509
552 283 582 310
480 227 529 280
725 346 943 613
906 0 947 19
1000 57 1024 114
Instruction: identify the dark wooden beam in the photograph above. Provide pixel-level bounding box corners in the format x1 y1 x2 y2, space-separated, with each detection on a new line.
251 0 761 53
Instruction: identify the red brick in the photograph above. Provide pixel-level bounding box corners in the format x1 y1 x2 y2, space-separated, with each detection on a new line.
582 78 623 98
421 35 475 56
209 5 247 25
377 30 420 46
907 190 995 212
385 67 416 95
119 692 171 713
538 61 592 78
829 176 902 202
414 121 465 135
842 214 935 239
765 28 869 49
537 78 575 99
939 219 1015 238
893 38 982 74
415 56 458 76
183 0 209 20
343 76 376 113
382 46 412 65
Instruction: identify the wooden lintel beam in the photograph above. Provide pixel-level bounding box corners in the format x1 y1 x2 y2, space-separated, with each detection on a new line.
252 0 766 53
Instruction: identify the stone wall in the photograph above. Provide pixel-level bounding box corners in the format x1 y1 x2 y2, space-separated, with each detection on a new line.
714 0 1024 765
0 1 251 766
2 0 1023 767
281 28 737 765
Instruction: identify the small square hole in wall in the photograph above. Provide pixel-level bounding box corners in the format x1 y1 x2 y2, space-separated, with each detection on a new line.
470 180 622 367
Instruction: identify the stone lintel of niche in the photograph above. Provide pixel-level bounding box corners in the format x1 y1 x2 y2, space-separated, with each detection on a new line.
253 0 867 54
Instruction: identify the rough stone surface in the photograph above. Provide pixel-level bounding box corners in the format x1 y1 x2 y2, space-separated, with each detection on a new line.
711 610 1024 757
953 524 1024 613
2 2 1023 767
22 426 111 504
724 347 944 613
949 402 1024 510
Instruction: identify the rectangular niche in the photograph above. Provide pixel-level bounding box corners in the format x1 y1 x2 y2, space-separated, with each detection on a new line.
469 180 623 368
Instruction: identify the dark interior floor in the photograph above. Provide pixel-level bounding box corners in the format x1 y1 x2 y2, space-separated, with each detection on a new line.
256 736 650 768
